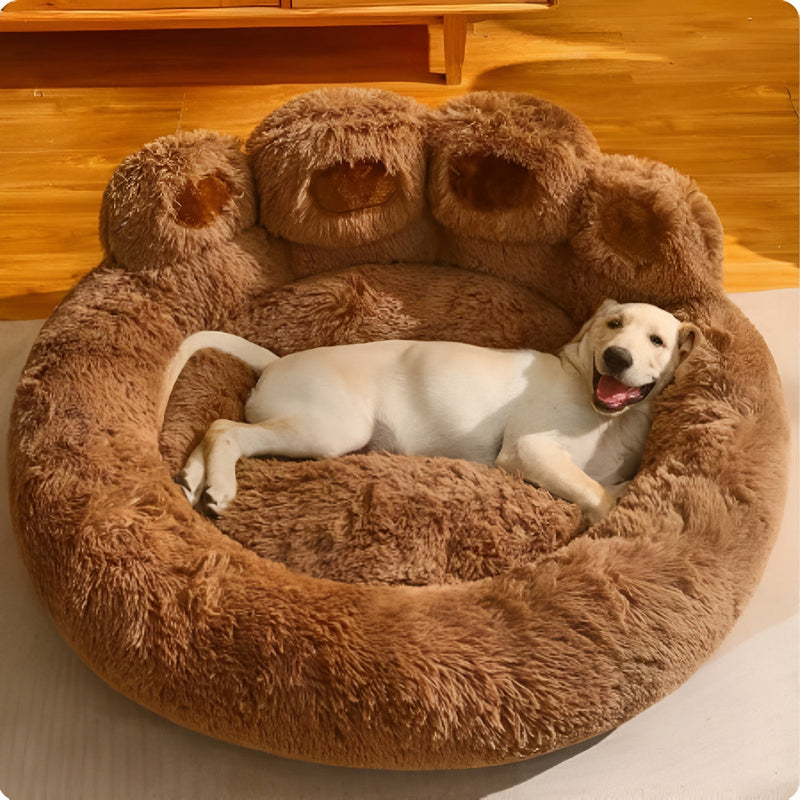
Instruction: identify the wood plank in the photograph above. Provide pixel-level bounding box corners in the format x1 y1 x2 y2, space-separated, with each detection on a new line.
0 0 796 319
20 0 281 11
0 2 553 31
292 0 544 6
722 236 800 293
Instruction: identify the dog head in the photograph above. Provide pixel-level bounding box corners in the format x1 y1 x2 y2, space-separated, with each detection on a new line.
563 299 699 415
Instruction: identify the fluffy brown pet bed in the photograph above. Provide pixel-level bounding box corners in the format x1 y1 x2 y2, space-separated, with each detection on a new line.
9 89 789 770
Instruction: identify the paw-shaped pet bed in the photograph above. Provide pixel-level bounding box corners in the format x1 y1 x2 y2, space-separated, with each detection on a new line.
9 89 789 770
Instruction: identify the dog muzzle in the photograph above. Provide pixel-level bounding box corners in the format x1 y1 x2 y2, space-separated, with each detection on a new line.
593 370 655 413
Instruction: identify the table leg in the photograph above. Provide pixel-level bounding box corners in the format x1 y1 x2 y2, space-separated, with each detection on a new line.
442 14 467 85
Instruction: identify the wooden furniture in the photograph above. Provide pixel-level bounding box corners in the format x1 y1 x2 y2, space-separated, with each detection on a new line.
0 1 556 84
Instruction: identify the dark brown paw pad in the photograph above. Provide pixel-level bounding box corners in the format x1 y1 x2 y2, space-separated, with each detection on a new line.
309 160 397 215
173 172 234 229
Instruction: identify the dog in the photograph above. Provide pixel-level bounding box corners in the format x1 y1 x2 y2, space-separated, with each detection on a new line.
163 299 697 523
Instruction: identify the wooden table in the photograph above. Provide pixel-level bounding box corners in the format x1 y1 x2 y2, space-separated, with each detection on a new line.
0 0 555 84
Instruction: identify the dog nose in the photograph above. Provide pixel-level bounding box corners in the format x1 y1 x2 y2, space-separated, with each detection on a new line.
603 346 633 374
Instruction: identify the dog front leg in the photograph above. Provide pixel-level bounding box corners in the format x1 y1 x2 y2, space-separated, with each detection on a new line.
496 434 616 524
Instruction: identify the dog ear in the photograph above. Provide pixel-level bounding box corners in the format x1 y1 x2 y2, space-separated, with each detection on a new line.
597 298 620 316
678 322 701 362
569 298 618 345
561 299 614 375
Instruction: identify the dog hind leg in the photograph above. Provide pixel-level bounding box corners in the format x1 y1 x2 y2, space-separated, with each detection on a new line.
194 413 375 515
177 442 207 506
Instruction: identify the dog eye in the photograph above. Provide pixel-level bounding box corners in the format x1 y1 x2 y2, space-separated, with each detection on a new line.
650 335 664 346
607 319 622 329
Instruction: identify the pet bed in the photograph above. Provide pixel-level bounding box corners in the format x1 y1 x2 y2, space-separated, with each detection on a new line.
8 89 789 770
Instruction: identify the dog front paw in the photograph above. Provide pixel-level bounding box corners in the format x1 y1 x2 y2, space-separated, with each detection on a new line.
585 489 618 524
606 480 631 501
586 482 630 524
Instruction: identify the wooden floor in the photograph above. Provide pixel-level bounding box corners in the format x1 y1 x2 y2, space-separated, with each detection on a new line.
0 0 797 319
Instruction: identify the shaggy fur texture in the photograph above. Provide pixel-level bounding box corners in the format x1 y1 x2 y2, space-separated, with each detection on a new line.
8 89 789 770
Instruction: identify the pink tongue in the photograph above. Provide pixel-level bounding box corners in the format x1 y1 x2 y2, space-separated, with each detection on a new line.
596 375 641 408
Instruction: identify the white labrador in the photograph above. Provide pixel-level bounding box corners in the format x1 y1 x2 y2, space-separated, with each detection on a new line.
164 299 697 523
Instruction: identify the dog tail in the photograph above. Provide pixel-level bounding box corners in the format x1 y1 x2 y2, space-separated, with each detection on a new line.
159 331 279 422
